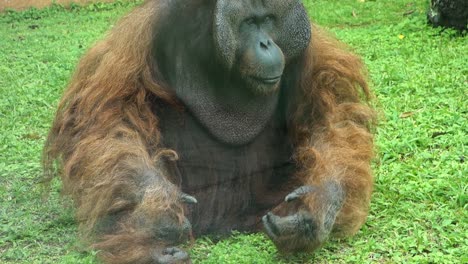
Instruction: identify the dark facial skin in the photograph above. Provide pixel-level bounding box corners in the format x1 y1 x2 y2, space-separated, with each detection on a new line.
214 0 311 96
237 14 286 95
157 0 311 146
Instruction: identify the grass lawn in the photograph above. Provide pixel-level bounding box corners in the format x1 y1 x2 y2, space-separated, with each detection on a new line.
0 0 466 263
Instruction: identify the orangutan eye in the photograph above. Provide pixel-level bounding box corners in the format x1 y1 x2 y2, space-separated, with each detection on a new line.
245 17 256 25
265 15 275 22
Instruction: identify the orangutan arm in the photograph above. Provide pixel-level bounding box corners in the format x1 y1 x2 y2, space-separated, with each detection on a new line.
263 108 374 252
46 120 192 264
262 26 375 252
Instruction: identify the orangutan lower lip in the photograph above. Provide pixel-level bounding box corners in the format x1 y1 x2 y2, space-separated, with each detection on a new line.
254 76 282 84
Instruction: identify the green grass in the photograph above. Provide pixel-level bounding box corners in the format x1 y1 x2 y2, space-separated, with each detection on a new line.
0 0 466 263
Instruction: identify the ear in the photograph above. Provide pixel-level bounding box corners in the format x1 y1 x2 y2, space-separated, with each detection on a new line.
276 1 312 59
213 0 239 70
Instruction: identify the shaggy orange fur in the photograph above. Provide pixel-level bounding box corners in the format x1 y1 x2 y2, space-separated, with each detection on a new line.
44 1 375 263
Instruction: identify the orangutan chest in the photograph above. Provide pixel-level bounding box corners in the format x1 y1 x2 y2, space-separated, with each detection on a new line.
158 106 293 189
158 106 294 233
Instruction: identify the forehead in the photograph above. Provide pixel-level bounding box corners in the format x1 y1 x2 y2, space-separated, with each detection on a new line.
219 0 297 14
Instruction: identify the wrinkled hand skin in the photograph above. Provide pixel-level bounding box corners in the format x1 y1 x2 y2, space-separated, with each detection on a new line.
151 193 196 263
145 168 198 242
262 182 344 252
159 193 197 243
151 247 191 264
150 213 192 245
140 193 196 263
137 192 197 245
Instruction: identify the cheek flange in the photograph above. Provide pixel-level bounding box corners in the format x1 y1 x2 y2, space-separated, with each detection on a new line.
275 2 312 59
213 0 242 71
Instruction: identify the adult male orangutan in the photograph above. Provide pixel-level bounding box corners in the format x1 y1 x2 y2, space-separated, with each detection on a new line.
44 0 376 263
